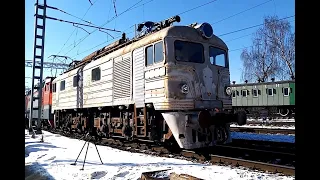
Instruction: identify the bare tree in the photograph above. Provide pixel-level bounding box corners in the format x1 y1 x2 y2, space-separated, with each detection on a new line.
240 16 295 82
241 34 279 82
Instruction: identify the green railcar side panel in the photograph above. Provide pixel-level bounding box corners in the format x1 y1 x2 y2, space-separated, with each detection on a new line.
252 85 259 106
266 84 273 106
258 84 263 106
241 86 248 106
273 84 279 105
289 82 295 105
236 87 242 106
262 84 268 106
278 83 284 105
282 83 290 105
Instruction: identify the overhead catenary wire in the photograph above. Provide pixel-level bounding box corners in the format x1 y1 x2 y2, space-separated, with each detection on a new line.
218 15 294 37
212 0 273 24
225 19 295 43
63 0 147 56
46 16 121 32
72 0 220 59
56 0 99 56
46 5 92 24
70 2 294 60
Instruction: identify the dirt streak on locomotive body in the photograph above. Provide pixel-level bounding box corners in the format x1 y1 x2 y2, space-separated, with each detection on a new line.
50 16 246 150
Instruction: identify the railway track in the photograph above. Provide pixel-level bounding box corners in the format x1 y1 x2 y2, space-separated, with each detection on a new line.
230 126 295 135
43 128 295 177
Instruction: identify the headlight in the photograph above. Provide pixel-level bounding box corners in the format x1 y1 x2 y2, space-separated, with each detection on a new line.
225 87 232 95
181 84 189 94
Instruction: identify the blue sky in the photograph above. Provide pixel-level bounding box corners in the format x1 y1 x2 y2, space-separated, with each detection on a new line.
25 0 295 88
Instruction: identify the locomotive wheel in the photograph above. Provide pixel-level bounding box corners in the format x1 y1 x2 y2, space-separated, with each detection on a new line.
279 108 290 117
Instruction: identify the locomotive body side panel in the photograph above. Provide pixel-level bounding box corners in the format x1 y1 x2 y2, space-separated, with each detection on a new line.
82 55 114 108
144 40 167 109
113 53 133 106
53 68 80 109
132 47 146 108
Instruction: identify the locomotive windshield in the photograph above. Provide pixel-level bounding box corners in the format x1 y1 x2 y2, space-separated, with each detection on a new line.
209 46 228 68
174 40 204 63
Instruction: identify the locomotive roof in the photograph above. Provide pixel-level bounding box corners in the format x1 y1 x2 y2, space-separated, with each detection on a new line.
230 80 295 87
54 24 228 81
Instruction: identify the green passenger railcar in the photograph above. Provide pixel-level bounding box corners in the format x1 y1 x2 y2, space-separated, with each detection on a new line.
230 80 295 119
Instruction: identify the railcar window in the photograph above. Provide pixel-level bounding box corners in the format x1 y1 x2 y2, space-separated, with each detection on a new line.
232 91 236 98
60 81 65 91
252 89 258 97
284 87 289 96
236 90 239 96
146 45 153 66
267 88 273 96
91 67 101 82
209 46 228 68
73 75 78 87
242 90 247 97
174 40 204 63
154 42 164 63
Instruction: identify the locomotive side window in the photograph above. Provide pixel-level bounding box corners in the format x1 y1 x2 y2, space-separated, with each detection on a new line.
73 75 78 87
60 80 65 91
146 45 153 66
174 40 204 63
252 89 258 97
146 41 164 66
154 41 164 63
91 67 101 82
283 87 290 96
209 46 228 68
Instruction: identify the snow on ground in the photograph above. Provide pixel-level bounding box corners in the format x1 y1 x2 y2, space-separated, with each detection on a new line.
25 130 294 180
230 124 295 130
231 132 295 143
247 119 295 122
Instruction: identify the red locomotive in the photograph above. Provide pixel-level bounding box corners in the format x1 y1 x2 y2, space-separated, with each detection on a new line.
25 77 55 128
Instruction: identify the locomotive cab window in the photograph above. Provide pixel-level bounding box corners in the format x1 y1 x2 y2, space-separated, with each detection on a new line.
91 67 101 82
60 80 65 91
174 40 204 63
283 87 290 96
209 46 228 68
146 41 164 66
73 75 78 87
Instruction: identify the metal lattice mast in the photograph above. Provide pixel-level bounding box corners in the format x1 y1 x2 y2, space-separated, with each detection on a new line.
29 0 47 135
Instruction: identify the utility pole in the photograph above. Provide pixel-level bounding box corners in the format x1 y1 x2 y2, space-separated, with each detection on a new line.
29 0 47 135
